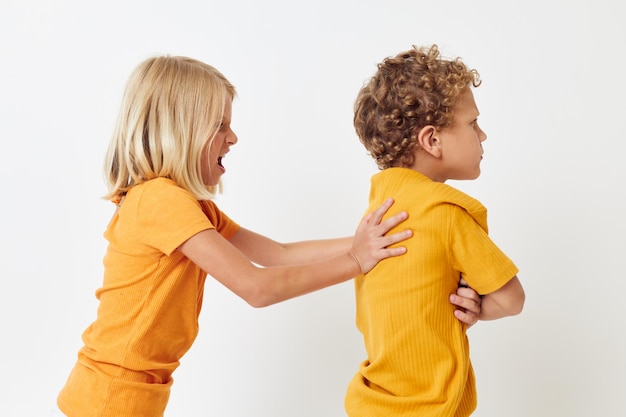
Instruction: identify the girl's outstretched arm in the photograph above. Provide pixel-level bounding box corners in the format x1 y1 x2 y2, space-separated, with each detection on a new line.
228 230 353 267
178 199 412 307
227 201 409 267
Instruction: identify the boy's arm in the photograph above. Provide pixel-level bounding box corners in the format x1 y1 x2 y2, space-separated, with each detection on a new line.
478 275 525 320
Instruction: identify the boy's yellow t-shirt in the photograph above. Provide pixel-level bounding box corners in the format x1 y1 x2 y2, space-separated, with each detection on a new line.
58 178 240 417
345 168 519 417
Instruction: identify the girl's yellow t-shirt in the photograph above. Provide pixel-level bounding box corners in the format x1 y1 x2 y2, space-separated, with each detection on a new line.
58 178 239 417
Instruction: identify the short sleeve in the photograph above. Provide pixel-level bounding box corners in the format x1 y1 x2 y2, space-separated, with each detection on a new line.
449 206 519 295
198 199 240 240
120 179 238 256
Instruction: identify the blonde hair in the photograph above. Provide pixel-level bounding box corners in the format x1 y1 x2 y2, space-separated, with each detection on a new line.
104 55 236 202
354 44 480 169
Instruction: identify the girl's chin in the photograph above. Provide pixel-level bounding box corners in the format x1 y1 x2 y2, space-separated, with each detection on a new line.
202 177 221 187
202 170 224 186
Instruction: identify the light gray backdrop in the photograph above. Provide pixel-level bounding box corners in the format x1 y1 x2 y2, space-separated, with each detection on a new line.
1 0 624 416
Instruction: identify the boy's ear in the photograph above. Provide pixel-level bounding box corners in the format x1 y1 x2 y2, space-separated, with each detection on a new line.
417 126 442 158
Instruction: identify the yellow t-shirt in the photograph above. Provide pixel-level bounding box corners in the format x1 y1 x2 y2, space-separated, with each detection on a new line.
58 178 240 417
345 168 519 417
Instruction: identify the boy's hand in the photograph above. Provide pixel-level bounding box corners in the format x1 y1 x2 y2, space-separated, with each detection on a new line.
450 279 482 328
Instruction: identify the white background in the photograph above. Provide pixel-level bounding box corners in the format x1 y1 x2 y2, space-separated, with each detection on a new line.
1 1 624 416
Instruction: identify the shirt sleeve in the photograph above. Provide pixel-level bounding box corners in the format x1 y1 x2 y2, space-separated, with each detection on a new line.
449 206 519 295
198 199 240 240
130 179 239 256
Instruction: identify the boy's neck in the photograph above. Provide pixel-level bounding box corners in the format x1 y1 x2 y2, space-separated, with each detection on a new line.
401 160 447 183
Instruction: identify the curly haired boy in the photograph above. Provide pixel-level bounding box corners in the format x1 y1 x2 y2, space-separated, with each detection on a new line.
344 45 525 417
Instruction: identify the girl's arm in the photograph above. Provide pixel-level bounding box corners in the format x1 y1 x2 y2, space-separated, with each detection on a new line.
478 275 525 320
178 199 411 307
227 228 352 266
227 200 412 266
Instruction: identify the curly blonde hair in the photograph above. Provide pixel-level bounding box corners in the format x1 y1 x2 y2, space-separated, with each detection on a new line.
104 55 236 202
354 45 481 169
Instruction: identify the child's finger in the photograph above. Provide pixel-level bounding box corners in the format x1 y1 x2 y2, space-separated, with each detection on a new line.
368 198 396 225
378 211 409 234
382 229 413 248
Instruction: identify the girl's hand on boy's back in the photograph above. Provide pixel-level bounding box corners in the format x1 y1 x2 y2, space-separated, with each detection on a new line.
348 198 412 274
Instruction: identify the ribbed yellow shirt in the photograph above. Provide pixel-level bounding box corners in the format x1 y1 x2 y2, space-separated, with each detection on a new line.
345 168 518 417
58 178 240 417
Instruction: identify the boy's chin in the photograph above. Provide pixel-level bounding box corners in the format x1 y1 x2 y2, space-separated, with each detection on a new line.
457 172 481 181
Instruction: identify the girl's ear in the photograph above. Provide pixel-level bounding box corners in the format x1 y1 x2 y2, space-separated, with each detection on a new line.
417 126 442 158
